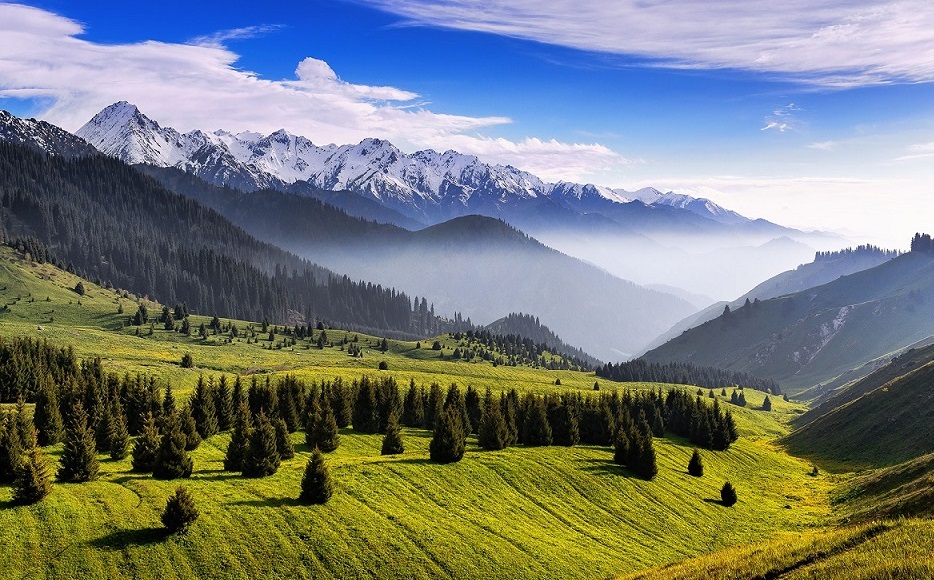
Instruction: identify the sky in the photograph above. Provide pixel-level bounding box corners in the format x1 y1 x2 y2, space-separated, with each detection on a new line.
0 0 932 247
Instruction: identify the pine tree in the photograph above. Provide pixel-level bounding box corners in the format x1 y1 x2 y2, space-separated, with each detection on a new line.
108 403 130 460
275 418 294 460
329 380 352 428
402 380 424 427
180 404 201 451
242 411 279 477
224 402 252 472
424 383 443 430
91 395 111 454
314 397 341 453
15 397 37 451
613 428 631 466
214 375 234 432
465 386 482 435
522 395 552 446
688 449 704 477
162 383 177 419
381 412 405 455
429 407 466 464
478 390 509 451
0 413 23 483
34 381 63 446
721 481 738 506
13 445 53 504
152 414 193 480
299 448 333 504
762 395 772 411
162 486 199 534
57 401 99 482
635 436 658 480
550 398 579 447
352 377 379 433
131 412 161 473
190 376 218 439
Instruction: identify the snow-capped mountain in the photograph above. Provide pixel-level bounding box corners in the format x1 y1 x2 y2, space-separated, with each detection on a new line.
76 101 750 226
0 110 97 158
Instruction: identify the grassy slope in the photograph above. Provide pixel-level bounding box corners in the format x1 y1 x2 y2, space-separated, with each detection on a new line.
0 247 838 578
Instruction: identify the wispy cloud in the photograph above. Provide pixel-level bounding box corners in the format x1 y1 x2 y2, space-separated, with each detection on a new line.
189 25 285 48
0 3 627 182
894 141 934 162
761 103 802 132
808 140 838 150
359 0 934 86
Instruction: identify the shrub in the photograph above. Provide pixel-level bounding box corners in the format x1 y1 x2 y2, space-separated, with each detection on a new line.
299 448 333 504
378 361 389 370
721 481 738 506
180 353 194 368
162 486 199 533
688 449 704 477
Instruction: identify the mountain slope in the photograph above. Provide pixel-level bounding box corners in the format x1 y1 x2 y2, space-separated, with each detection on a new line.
782 346 934 469
0 110 98 158
642 249 934 392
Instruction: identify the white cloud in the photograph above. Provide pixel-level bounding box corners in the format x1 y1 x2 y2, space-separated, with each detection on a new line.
894 141 934 162
361 0 934 86
0 3 627 181
808 140 839 151
190 25 285 48
761 103 802 132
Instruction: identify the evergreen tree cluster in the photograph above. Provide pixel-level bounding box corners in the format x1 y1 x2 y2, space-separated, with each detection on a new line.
814 244 900 262
0 141 472 342
480 313 602 368
910 233 934 254
0 399 54 504
448 325 595 371
596 359 781 395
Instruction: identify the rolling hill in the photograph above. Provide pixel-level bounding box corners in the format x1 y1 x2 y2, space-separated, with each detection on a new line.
642 249 934 393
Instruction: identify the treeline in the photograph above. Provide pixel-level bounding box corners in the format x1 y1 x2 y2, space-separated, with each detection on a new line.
449 327 594 371
595 359 781 395
0 141 470 339
813 244 900 262
484 313 601 368
910 233 934 255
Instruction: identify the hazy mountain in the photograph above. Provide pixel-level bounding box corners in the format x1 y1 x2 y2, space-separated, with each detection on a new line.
642 248 934 393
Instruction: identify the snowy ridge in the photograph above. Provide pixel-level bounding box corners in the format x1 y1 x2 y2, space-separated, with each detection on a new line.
76 101 750 225
0 110 97 158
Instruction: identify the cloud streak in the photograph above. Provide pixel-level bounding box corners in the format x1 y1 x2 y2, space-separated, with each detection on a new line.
359 0 934 86
0 3 626 182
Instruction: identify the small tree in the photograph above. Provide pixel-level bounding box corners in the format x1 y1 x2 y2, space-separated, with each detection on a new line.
180 353 194 368
635 437 658 480
108 406 130 460
57 401 99 482
429 408 465 464
688 449 704 477
242 412 279 477
74 281 85 296
721 481 738 506
299 448 333 504
275 418 294 460
180 405 201 451
313 399 341 453
381 412 405 455
224 402 251 472
13 446 53 504
613 428 630 466
131 412 161 473
152 415 193 480
0 413 23 484
34 382 63 446
162 486 199 534
762 395 772 411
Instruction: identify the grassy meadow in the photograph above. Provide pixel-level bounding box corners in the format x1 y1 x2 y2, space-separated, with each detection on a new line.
0 246 921 578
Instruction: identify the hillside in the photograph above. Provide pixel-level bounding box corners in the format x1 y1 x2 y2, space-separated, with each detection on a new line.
0 243 833 579
642 250 934 393
782 347 934 469
484 313 601 367
642 245 900 354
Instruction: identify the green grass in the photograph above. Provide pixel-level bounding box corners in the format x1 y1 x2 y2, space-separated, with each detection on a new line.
0 246 890 579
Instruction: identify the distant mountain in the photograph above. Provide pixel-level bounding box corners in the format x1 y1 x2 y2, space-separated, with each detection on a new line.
642 245 902 354
0 110 97 158
783 343 934 469
642 247 934 393
484 313 602 368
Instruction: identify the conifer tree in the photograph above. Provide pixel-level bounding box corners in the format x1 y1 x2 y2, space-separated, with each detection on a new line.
0 413 23 483
635 436 658 480
522 394 553 446
224 402 252 472
402 380 424 427
190 376 218 439
737 392 747 407
16 397 37 451
13 445 53 504
180 404 201 451
329 380 352 428
424 383 443 430
108 402 130 460
444 384 470 442
214 375 234 432
275 418 294 460
501 391 518 445
91 395 111 453
352 377 379 433
429 407 466 464
613 428 631 466
162 383 177 420
152 414 193 480
550 397 579 447
131 412 161 473
299 448 333 504
721 481 738 506
381 412 405 455
465 386 482 435
242 411 279 477
34 380 63 446
688 449 704 477
313 397 341 453
162 486 199 534
762 395 772 411
57 401 99 482
478 390 509 451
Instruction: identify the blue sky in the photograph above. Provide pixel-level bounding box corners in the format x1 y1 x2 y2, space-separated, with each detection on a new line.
1 0 933 246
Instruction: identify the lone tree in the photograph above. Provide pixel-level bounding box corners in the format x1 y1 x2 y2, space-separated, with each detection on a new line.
429 408 465 464
721 481 738 507
688 449 704 477
131 412 161 473
242 412 280 477
299 448 333 504
162 486 199 534
381 412 405 456
13 446 53 505
57 401 99 483
762 395 772 411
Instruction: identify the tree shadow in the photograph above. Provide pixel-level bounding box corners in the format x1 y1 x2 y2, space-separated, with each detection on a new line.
383 456 432 465
703 498 729 507
194 471 241 481
228 496 302 508
88 526 169 550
